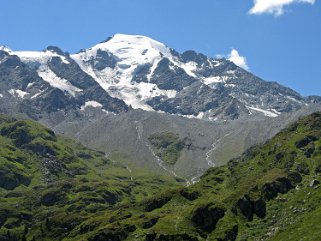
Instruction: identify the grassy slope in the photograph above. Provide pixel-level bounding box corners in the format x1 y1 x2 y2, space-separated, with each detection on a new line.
62 113 321 241
0 115 180 241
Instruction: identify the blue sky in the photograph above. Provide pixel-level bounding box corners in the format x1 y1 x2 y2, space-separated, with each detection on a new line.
0 0 320 96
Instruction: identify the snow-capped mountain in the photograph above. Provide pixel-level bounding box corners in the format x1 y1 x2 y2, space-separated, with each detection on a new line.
1 34 321 179
71 34 182 111
1 34 318 121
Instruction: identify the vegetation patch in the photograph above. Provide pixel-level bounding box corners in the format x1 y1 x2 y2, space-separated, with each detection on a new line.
148 132 185 165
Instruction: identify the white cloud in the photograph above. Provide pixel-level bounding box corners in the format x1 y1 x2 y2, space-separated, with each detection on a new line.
228 49 249 70
249 0 316 16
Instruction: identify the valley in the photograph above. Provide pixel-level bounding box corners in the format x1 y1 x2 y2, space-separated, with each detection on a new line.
0 33 321 240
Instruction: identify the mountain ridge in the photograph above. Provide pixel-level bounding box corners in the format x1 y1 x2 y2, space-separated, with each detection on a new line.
1 34 319 121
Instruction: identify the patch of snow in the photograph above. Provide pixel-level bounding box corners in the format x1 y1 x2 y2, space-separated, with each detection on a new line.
37 66 82 97
268 108 281 115
102 109 117 115
212 60 222 67
11 50 69 65
202 70 236 87
31 92 42 99
31 88 47 99
0 94 3 98
26 82 35 89
246 106 279 117
147 59 161 81
226 70 237 75
208 116 218 121
169 112 206 120
286 96 303 104
81 101 103 110
60 57 70 64
196 112 205 119
136 82 177 100
225 84 236 88
178 61 197 77
202 76 230 85
0 45 12 52
8 89 29 98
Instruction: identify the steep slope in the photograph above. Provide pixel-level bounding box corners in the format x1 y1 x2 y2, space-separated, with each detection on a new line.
0 115 180 241
46 105 321 181
50 112 321 241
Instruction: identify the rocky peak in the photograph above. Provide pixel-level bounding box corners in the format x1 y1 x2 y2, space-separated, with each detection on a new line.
46 46 68 56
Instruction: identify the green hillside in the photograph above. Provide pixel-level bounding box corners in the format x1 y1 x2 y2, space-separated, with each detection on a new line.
1 113 321 240
55 112 320 241
0 115 180 241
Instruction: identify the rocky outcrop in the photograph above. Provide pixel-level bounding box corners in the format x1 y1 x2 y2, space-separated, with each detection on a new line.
295 135 317 148
179 188 200 201
234 173 302 221
261 173 302 200
315 164 321 174
142 217 159 229
88 225 136 241
144 194 172 212
41 190 67 206
191 203 225 232
0 170 30 190
217 225 238 241
296 163 310 175
235 196 266 221
145 233 199 241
